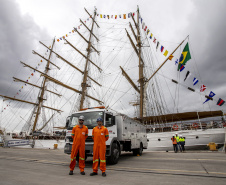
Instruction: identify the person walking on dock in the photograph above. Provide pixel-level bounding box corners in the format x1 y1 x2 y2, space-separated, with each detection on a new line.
171 135 178 153
90 117 109 177
175 133 181 152
69 115 88 175
179 135 185 152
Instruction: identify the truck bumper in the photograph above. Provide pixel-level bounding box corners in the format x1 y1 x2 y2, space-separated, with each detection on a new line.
64 142 94 156
85 143 93 156
64 143 110 157
64 143 72 154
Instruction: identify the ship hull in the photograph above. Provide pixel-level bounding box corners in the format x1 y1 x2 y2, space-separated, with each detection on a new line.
147 128 226 151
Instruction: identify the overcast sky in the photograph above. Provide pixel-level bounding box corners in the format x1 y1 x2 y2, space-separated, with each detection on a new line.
1 0 226 131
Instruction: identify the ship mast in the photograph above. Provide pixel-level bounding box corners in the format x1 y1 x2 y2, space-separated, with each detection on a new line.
79 8 100 110
0 38 63 134
121 6 145 121
136 6 144 120
31 39 56 132
122 7 188 121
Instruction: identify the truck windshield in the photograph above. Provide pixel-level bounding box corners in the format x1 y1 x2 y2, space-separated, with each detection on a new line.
69 111 104 129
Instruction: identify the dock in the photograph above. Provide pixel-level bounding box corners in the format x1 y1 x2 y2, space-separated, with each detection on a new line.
0 148 226 185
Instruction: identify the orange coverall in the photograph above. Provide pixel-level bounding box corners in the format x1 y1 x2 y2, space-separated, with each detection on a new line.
69 125 88 172
171 136 178 153
92 126 109 173
171 137 177 144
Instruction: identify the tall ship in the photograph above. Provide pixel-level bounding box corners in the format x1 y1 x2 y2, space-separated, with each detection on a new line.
0 7 225 150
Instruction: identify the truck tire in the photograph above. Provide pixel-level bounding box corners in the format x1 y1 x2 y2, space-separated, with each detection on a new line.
107 143 120 165
132 149 137 156
137 143 143 156
133 143 143 156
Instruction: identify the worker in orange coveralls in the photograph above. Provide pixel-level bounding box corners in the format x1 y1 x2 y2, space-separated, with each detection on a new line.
69 115 88 175
90 117 109 177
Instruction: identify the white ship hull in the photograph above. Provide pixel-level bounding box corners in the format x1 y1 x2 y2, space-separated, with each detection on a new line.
147 128 226 151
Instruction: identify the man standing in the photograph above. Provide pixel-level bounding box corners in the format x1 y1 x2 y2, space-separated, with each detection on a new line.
90 117 109 177
175 133 181 152
69 115 88 175
171 134 178 153
179 135 185 152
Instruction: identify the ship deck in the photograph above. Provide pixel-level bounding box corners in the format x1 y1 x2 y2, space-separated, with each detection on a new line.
0 147 226 185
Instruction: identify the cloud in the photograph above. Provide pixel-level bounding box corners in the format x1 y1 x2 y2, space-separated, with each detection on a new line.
0 0 51 96
182 0 226 99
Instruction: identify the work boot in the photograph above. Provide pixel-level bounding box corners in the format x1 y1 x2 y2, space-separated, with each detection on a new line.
69 171 73 175
90 172 98 176
80 171 85 175
102 172 106 177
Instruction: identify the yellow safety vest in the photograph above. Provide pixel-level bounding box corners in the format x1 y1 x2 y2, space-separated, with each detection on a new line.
179 137 185 142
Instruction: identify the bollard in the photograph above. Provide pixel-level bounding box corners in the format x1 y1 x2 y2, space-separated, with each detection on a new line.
207 142 217 151
54 144 58 149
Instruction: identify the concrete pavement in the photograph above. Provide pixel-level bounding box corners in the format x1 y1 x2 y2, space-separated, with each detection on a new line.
0 148 226 185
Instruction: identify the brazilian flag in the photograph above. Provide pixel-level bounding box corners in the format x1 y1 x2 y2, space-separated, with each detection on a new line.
177 42 191 71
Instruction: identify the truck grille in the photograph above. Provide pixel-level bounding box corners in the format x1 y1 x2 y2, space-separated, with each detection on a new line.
67 136 93 142
68 137 73 142
86 136 93 142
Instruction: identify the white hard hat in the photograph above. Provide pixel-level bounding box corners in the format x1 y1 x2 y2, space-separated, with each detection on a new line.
173 134 175 136
175 133 178 135
180 135 182 137
79 115 84 120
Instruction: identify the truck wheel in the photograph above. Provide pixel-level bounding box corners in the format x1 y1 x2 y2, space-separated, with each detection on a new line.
137 143 143 156
108 143 120 165
132 149 137 156
85 153 87 160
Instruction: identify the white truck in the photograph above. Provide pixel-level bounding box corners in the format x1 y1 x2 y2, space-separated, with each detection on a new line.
64 107 148 164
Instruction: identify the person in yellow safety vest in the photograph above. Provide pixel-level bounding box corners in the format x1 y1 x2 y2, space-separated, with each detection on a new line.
175 133 181 152
179 135 185 152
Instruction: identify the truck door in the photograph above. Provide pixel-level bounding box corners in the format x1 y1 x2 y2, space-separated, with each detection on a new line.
105 113 117 145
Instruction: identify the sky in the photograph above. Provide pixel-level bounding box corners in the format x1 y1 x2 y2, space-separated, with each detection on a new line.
1 0 226 131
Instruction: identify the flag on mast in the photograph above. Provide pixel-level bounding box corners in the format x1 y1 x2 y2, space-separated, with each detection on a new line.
168 55 174 60
156 42 159 51
163 50 168 56
150 33 153 39
217 98 225 106
193 78 199 86
184 71 191 81
178 42 191 71
203 91 215 104
200 84 206 92
179 65 185 72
